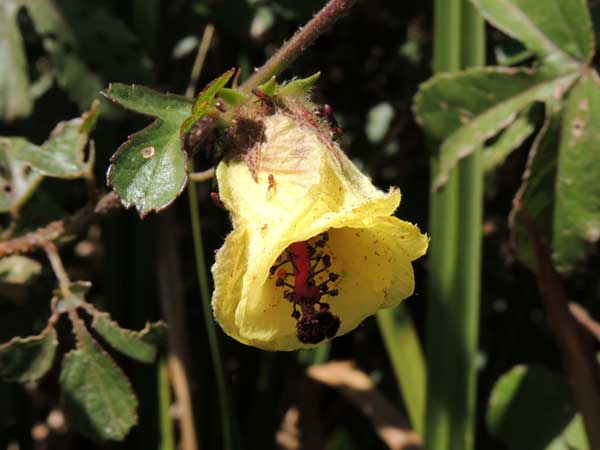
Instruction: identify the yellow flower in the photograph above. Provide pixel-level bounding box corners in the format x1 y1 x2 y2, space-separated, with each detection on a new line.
211 110 428 351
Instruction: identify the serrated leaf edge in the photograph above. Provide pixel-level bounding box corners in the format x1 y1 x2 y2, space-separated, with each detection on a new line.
0 326 58 383
101 84 192 121
426 69 579 190
61 325 138 440
412 66 533 129
106 119 189 219
91 312 167 363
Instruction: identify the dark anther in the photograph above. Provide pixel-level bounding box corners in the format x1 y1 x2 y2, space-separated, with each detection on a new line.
322 255 331 267
328 272 339 282
310 256 322 272
270 259 290 275
275 278 284 287
320 283 329 293
296 310 340 344
318 302 330 310
291 309 301 320
315 239 326 248
327 289 339 297
308 245 317 255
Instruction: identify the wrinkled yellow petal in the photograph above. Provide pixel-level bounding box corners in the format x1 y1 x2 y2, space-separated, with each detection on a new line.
211 112 428 351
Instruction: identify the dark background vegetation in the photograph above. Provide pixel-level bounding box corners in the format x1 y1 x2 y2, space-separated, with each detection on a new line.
2 0 600 449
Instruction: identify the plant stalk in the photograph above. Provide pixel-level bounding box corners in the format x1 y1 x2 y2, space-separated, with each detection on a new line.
158 357 176 450
425 0 484 449
187 162 234 450
376 305 426 437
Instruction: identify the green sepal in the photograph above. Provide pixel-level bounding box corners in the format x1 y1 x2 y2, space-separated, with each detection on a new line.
218 87 248 106
279 72 321 96
257 76 277 96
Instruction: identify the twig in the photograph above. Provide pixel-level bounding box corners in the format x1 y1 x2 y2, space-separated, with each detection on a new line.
44 243 71 298
308 361 423 450
44 242 82 334
186 25 216 98
185 25 236 450
569 302 600 343
516 202 600 449
239 0 357 92
158 211 199 450
0 0 358 258
188 168 215 183
0 192 121 257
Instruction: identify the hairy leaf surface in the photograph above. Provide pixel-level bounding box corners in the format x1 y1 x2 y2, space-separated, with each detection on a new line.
0 328 57 383
60 325 137 441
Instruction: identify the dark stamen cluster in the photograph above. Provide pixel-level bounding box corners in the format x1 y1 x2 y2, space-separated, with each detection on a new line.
269 232 341 344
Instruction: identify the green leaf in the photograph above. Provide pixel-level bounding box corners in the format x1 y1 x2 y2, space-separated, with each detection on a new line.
553 71 600 272
22 0 103 112
0 0 33 121
487 365 578 450
414 67 578 190
0 255 42 284
0 328 58 383
23 0 152 114
510 105 562 269
91 314 166 363
483 109 536 171
60 325 138 441
470 0 594 72
104 84 193 217
376 305 426 436
17 101 99 178
0 137 43 213
560 415 589 450
185 68 236 132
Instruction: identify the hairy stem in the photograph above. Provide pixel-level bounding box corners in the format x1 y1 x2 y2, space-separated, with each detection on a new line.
0 192 120 257
240 0 357 92
44 242 82 334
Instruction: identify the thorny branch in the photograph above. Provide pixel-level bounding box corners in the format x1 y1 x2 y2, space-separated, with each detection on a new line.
0 0 356 256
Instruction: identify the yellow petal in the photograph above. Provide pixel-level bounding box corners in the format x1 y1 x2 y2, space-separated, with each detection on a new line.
211 111 429 351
